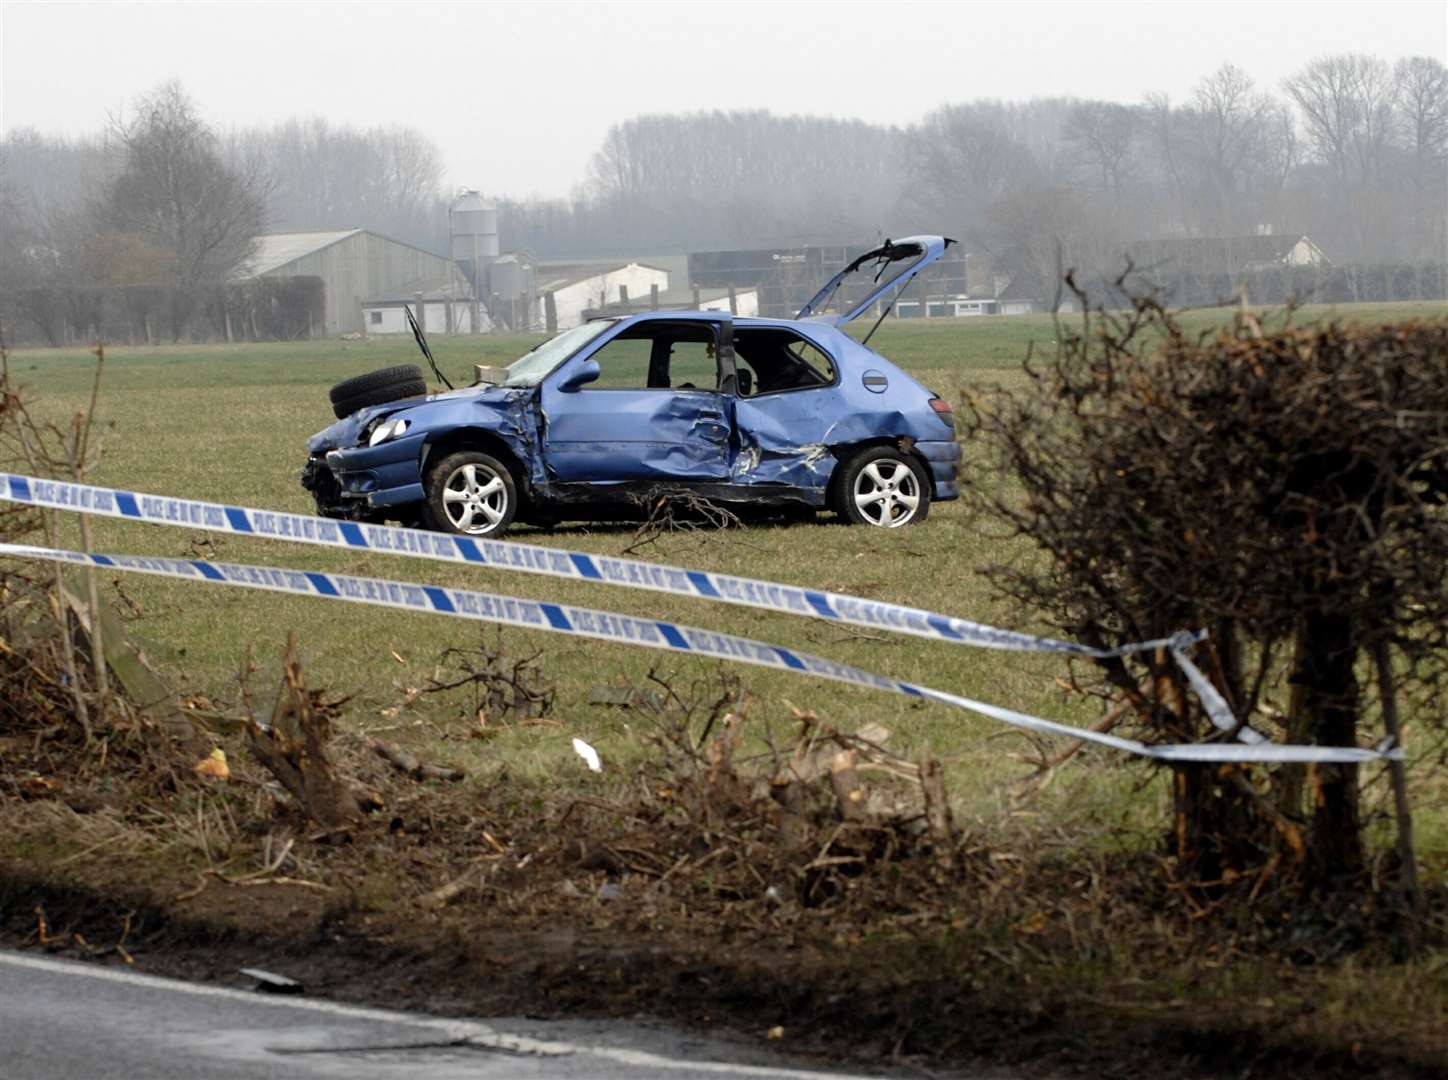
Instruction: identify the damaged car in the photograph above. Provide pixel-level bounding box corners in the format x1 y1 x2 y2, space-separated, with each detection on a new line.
301 235 961 537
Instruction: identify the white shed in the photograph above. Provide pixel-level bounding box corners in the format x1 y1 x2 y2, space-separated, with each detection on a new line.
540 263 671 329
361 268 493 335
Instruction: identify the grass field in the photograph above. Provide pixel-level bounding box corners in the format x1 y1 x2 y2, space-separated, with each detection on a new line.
7 300 1448 851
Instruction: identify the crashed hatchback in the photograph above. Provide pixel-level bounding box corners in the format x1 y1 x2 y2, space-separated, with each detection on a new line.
301 236 961 537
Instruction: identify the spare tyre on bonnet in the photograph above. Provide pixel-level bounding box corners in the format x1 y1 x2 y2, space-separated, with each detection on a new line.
327 364 427 419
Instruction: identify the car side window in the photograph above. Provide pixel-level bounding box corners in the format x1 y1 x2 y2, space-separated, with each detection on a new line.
584 323 723 391
588 337 654 389
733 329 835 396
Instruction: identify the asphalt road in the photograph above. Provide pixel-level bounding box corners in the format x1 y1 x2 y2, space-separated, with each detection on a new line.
0 950 896 1079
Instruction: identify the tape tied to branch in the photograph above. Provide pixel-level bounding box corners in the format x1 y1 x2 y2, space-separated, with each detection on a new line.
0 541 1401 766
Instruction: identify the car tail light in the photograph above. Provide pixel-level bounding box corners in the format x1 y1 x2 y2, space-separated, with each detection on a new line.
929 397 954 424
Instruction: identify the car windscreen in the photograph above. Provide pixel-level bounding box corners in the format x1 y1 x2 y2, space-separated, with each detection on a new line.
503 320 617 387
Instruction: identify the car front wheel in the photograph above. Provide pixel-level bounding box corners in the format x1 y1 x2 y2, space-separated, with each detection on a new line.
834 447 930 528
424 451 518 536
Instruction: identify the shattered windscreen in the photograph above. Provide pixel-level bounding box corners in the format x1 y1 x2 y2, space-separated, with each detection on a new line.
503 319 617 387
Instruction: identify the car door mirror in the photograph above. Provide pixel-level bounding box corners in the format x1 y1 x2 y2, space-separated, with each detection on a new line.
557 359 601 392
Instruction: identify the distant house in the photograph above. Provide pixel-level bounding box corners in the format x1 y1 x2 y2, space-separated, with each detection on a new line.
361 265 488 335
241 229 456 335
1124 234 1332 275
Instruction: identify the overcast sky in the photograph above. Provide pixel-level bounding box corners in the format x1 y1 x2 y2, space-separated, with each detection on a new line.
3 1 1446 198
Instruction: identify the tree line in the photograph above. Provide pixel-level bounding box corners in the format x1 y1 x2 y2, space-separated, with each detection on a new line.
1 53 1444 343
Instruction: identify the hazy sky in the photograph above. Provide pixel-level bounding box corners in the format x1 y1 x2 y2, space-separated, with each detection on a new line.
3 1 1446 198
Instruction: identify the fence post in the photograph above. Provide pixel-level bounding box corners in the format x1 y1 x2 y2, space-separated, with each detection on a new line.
650 283 659 310
727 285 737 316
619 284 629 307
692 286 701 309
414 292 425 334
544 291 558 334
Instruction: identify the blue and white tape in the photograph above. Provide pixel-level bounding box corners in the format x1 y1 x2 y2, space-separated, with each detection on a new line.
0 541 1399 765
1 472 1260 744
1 472 1193 659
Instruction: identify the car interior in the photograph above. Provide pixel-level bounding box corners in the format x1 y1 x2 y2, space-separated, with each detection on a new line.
584 322 836 397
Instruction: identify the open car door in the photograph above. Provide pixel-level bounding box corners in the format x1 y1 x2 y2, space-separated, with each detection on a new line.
795 235 955 325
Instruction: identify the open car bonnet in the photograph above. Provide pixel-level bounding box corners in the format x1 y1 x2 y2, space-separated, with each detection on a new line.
795 235 955 326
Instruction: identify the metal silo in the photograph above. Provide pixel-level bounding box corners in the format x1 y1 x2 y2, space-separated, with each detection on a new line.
450 191 499 331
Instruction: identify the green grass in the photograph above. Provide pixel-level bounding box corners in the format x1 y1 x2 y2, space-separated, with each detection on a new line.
7 299 1448 852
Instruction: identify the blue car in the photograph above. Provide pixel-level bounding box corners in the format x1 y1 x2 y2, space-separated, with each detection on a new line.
301 235 961 537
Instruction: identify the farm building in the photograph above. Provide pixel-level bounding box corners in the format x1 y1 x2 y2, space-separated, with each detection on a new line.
586 285 760 320
361 266 490 335
241 229 456 335
536 262 671 330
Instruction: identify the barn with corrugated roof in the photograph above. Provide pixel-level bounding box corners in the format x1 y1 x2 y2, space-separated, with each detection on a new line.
241 229 455 335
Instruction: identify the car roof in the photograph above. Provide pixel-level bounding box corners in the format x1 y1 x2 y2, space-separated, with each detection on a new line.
602 310 825 332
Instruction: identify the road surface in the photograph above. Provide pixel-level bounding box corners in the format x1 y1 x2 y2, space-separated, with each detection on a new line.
0 949 903 1079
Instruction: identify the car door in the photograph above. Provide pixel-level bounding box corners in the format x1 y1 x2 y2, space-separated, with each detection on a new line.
539 318 735 484
729 325 843 490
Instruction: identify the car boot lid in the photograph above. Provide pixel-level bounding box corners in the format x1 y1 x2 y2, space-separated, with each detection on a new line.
795 235 955 326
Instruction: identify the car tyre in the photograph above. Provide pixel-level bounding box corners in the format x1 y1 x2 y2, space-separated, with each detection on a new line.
329 364 427 419
424 451 518 537
832 446 930 528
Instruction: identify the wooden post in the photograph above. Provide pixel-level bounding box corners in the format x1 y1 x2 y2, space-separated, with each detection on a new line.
829 749 866 822
414 292 425 334
727 285 738 316
692 286 701 309
650 283 659 310
919 750 956 874
544 291 558 334
1374 638 1426 937
922 270 931 319
444 299 454 335
223 309 234 343
619 284 629 307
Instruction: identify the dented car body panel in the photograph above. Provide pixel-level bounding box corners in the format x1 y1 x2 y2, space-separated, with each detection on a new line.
302 238 961 527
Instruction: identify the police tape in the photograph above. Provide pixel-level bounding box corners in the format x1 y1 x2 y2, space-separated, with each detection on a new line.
0 541 1401 766
0 471 1258 744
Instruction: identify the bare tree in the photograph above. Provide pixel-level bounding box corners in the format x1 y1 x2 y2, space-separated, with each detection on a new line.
1393 56 1448 260
98 82 265 336
1284 54 1400 258
1063 101 1140 199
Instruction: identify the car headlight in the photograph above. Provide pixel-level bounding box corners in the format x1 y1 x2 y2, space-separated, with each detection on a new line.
367 417 410 447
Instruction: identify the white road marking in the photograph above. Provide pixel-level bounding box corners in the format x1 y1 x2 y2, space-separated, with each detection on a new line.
0 951 882 1078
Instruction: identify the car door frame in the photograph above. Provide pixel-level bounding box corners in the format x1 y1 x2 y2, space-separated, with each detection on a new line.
537 316 741 486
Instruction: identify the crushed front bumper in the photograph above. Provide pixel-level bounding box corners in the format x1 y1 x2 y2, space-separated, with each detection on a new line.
300 431 428 516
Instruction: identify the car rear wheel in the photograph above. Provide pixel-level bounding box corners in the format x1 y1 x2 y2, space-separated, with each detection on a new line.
329 364 427 419
833 447 930 528
424 451 518 537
